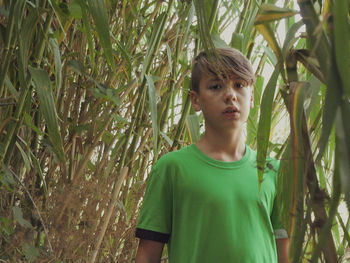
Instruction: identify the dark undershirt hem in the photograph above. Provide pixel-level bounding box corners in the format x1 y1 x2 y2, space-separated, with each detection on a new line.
135 228 170 243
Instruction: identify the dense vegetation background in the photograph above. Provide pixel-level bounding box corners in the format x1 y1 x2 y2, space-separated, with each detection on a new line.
0 0 349 262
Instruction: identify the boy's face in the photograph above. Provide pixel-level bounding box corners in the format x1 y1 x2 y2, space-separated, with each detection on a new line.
190 73 254 132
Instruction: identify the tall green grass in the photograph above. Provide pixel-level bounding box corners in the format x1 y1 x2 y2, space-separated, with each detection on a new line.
0 0 349 262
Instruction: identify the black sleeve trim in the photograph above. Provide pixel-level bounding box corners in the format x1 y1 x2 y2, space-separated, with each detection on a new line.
135 228 170 243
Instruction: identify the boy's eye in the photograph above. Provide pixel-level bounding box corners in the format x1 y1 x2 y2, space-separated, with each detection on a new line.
210 84 222 90
235 82 244 89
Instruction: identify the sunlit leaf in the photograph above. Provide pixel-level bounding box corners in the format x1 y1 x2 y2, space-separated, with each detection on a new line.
257 68 279 186
145 75 158 159
255 23 282 64
255 4 298 25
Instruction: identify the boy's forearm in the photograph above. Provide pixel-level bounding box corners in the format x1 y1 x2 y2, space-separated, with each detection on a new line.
276 238 290 263
135 239 164 263
135 255 161 263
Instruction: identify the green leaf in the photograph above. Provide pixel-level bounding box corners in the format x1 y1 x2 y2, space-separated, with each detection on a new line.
337 104 350 209
262 45 277 66
69 1 82 19
12 206 33 229
294 49 324 83
0 217 14 237
160 131 173 147
255 23 282 64
282 20 304 60
77 0 95 65
317 67 342 162
22 243 40 261
141 12 167 81
67 59 86 75
29 67 64 161
166 42 173 74
4 75 19 99
0 5 9 18
255 4 298 25
333 0 350 97
92 85 121 106
112 114 129 124
15 142 31 172
49 37 62 96
247 75 264 147
193 0 216 53
115 40 132 72
186 114 201 143
30 151 48 197
145 75 158 159
102 131 114 144
211 31 230 48
230 32 244 51
257 68 279 186
0 167 17 189
285 82 310 262
87 0 115 71
18 8 39 89
24 112 43 136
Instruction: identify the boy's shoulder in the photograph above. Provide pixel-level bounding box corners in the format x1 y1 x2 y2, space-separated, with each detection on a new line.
265 155 280 172
154 145 194 168
247 146 280 173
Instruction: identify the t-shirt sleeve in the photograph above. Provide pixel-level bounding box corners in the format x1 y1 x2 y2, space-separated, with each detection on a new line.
270 197 288 238
270 159 289 239
135 162 172 242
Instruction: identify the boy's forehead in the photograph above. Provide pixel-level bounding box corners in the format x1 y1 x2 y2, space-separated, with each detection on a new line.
203 72 246 82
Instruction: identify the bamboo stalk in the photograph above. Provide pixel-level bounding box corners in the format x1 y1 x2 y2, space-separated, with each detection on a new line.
89 166 129 263
302 112 338 262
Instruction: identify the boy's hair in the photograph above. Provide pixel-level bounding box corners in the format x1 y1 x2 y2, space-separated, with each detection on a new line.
191 47 255 93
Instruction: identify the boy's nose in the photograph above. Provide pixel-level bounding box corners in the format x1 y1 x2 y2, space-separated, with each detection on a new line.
224 86 237 102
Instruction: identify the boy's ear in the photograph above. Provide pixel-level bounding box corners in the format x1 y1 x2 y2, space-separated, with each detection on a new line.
190 90 201 112
250 87 254 108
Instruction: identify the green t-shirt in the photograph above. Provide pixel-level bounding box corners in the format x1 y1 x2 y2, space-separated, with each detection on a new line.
136 144 285 263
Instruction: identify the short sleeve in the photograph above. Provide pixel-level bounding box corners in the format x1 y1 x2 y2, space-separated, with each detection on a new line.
136 163 173 238
270 197 283 230
270 158 288 239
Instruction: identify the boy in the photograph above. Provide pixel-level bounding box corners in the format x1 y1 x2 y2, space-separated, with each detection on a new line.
135 48 290 262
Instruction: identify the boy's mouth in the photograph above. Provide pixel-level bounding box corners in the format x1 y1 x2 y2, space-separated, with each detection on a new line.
223 106 239 114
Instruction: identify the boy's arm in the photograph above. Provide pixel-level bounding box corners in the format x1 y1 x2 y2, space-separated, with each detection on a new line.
135 239 165 263
276 238 290 263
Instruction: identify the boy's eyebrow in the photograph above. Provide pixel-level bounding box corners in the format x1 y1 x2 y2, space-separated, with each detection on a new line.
208 75 247 83
208 77 221 82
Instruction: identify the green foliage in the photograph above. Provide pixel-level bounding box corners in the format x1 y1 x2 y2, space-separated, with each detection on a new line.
0 0 348 262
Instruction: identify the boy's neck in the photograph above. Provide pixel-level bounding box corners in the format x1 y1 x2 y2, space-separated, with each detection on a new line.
195 127 246 162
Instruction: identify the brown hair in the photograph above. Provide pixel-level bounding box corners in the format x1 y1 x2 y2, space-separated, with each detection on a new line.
191 48 255 93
